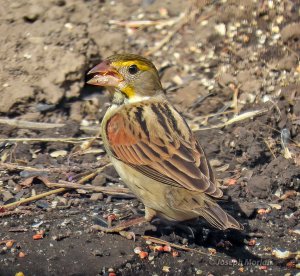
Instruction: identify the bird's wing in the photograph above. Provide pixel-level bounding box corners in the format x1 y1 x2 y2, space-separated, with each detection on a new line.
105 99 222 198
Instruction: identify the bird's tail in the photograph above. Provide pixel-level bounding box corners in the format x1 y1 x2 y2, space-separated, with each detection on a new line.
194 196 243 230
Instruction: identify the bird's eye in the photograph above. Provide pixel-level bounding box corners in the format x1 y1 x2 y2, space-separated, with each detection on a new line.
128 64 139 75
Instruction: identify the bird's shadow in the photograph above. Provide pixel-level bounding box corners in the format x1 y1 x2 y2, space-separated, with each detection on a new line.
143 200 271 267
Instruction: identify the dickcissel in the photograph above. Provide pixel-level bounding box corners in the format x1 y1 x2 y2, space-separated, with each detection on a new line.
87 54 243 234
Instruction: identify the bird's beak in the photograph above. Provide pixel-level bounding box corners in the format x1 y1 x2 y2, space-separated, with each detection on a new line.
86 61 123 87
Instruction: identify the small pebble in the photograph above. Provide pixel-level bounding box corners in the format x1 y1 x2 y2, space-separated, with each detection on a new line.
215 23 226 36
50 150 68 158
134 247 142 254
90 193 103 201
162 266 170 272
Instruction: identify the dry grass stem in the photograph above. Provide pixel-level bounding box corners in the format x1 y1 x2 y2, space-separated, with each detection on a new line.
0 163 70 173
0 137 97 144
108 17 182 28
230 84 240 114
0 117 65 129
263 138 276 159
191 110 235 123
0 117 99 135
47 181 131 196
1 163 114 210
1 188 66 210
195 109 268 130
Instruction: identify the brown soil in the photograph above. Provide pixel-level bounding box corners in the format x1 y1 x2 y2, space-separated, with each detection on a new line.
0 0 299 276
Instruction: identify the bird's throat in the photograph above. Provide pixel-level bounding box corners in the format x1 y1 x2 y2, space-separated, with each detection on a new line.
112 89 127 105
112 89 150 105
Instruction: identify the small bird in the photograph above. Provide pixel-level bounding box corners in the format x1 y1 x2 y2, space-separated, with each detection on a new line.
87 54 243 234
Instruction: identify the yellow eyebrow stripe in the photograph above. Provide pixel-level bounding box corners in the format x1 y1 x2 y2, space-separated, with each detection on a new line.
112 60 150 71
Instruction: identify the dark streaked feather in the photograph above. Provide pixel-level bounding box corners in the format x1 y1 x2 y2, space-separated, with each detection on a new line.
198 203 243 230
105 97 222 197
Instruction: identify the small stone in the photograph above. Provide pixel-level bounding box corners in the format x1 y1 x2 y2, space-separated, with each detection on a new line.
162 266 170 272
36 200 50 210
134 247 142 254
23 53 31 59
81 119 90 127
256 29 263 36
172 75 183 86
217 72 235 86
148 254 155 261
201 20 208 26
276 16 284 24
57 197 68 206
92 175 106 186
76 189 87 194
271 25 280 33
91 249 104 256
2 191 14 202
23 5 43 22
173 52 180 59
247 175 272 199
50 150 68 158
215 23 226 36
268 203 281 210
0 247 8 254
90 193 103 201
262 95 272 103
64 22 73 29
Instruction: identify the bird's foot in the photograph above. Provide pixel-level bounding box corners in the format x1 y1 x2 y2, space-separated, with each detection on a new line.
92 216 146 240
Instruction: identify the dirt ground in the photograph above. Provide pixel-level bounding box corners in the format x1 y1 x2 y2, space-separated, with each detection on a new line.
0 0 299 275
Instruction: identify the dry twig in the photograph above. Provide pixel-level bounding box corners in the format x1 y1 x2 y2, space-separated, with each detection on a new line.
263 138 276 159
0 117 64 130
109 18 181 28
0 163 73 173
46 181 131 196
0 117 99 135
194 109 268 131
141 235 210 255
0 137 97 144
1 188 66 210
229 83 241 114
0 163 114 210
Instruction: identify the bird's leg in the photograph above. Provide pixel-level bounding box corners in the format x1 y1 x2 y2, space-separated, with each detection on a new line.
145 206 157 222
92 207 157 240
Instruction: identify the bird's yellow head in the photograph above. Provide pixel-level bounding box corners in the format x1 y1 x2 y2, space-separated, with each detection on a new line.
87 54 163 102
